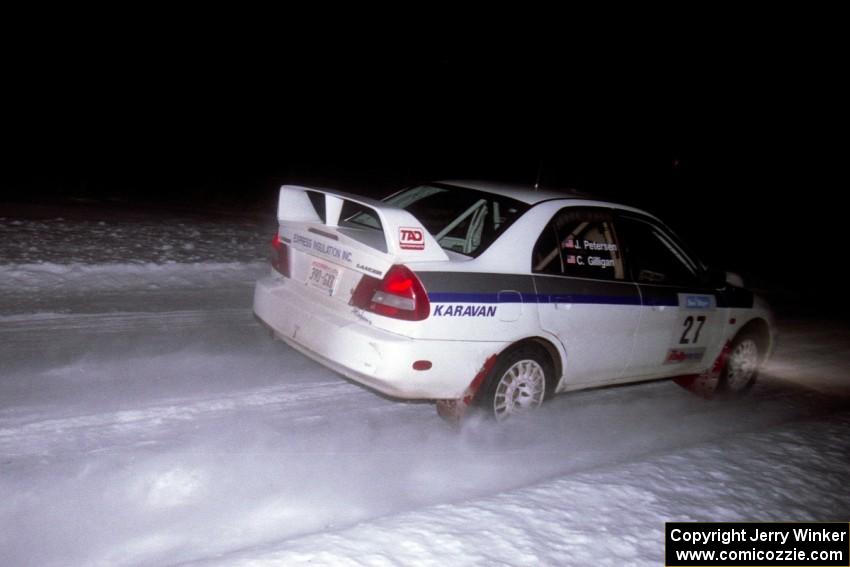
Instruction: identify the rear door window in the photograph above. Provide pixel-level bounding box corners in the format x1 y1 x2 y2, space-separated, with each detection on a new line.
532 208 625 280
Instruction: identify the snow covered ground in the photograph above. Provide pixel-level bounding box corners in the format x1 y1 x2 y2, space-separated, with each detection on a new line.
1 206 849 566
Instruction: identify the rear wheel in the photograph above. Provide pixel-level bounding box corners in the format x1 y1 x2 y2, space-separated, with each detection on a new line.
720 332 763 395
480 345 551 421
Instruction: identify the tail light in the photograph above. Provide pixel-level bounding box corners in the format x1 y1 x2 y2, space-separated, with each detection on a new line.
270 231 290 278
350 265 430 321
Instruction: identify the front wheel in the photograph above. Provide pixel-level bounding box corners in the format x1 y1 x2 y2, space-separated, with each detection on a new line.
720 332 763 395
480 345 551 421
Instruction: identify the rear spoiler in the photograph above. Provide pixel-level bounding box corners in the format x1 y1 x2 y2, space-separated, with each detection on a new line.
277 185 449 262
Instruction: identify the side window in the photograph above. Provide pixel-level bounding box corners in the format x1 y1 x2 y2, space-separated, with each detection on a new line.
618 216 699 286
532 208 624 280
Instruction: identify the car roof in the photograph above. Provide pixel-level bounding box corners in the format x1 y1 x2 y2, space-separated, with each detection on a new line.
436 180 596 205
434 179 661 223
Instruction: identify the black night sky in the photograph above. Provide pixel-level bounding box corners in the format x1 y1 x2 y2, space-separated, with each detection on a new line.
2 11 845 315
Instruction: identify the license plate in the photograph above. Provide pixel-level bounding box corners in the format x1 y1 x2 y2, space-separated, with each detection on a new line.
307 260 339 295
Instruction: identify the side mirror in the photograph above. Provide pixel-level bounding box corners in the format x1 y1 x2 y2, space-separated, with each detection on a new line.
724 271 745 288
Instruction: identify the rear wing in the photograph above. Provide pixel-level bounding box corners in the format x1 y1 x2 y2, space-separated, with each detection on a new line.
277 184 449 263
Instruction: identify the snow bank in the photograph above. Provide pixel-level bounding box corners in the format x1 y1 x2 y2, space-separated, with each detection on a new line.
0 213 269 265
0 211 268 313
0 262 265 294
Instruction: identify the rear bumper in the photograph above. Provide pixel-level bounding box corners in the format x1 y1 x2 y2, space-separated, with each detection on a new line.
253 275 507 399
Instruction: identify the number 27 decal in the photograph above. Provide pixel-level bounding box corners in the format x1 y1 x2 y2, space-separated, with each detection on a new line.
680 315 706 344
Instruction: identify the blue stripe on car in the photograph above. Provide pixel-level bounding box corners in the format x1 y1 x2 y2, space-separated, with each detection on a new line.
420 271 752 309
428 292 641 305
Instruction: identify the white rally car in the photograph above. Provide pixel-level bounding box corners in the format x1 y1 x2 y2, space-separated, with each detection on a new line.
253 181 774 421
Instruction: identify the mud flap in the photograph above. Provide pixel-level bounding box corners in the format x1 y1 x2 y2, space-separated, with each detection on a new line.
436 399 465 425
435 354 498 425
674 341 731 399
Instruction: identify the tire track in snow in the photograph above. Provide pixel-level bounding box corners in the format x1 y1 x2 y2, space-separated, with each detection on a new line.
0 306 408 460
0 379 389 460
0 307 262 373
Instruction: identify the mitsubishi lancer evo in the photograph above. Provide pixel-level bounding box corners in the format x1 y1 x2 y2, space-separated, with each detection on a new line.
253 181 774 421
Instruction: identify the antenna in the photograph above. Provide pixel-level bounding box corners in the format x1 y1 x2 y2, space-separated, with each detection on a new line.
534 159 543 190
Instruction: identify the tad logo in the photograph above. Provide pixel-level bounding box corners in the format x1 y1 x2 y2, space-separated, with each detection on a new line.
399 227 425 250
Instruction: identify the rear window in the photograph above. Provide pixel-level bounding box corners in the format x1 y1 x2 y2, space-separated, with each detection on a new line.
384 184 530 257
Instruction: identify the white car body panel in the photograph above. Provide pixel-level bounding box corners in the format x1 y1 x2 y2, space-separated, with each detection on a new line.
628 293 725 379
539 292 641 387
254 274 507 399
